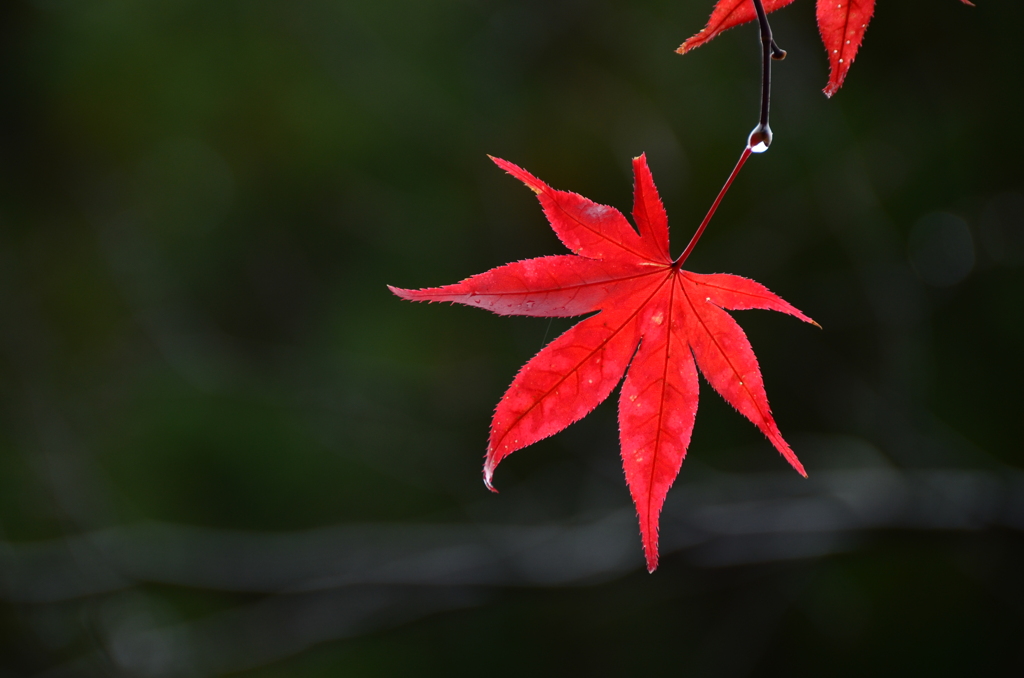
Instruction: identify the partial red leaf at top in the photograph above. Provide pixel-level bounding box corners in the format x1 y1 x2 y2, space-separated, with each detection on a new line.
676 0 797 55
817 0 875 97
390 155 815 571
678 0 976 96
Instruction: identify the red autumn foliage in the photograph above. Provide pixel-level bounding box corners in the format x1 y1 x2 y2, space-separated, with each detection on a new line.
390 155 816 571
678 0 974 97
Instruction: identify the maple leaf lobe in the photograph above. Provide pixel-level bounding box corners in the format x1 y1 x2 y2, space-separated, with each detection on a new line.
390 155 814 571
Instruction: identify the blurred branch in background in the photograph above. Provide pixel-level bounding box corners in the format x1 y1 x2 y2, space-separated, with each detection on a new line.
4 460 1023 677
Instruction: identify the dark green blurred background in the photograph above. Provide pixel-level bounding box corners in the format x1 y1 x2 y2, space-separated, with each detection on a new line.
1 0 1022 676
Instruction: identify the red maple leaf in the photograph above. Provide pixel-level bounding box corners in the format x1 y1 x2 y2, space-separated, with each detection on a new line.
678 0 974 97
390 154 816 571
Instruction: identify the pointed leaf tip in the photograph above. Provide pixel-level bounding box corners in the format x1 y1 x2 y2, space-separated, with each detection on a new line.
790 456 808 478
388 284 413 299
483 458 499 493
641 505 662 572
816 0 875 97
490 155 546 194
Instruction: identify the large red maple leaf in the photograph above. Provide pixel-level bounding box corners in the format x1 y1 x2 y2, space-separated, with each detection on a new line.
678 0 974 97
390 155 815 571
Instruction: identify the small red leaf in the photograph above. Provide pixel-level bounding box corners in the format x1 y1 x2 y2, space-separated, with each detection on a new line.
391 154 815 570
